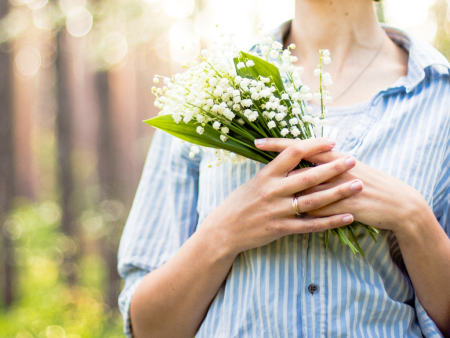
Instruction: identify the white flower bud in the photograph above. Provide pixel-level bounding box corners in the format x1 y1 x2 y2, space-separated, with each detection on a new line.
280 128 289 136
269 50 279 59
248 113 258 122
313 93 322 100
268 121 276 129
314 69 321 76
289 118 298 125
272 41 283 50
201 49 208 57
246 60 255 67
323 56 331 65
189 152 195 158
275 113 285 121
153 77 159 84
221 127 229 134
220 135 228 142
323 95 333 104
213 121 221 129
322 49 330 57
300 85 310 93
196 126 204 135
291 127 301 137
281 93 289 100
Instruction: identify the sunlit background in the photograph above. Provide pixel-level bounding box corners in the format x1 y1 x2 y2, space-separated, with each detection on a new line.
0 0 449 337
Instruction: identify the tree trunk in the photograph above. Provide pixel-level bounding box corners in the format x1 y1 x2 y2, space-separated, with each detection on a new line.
96 70 122 309
55 28 78 284
0 0 15 308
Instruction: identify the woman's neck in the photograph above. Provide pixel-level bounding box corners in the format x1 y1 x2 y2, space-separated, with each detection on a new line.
288 0 385 69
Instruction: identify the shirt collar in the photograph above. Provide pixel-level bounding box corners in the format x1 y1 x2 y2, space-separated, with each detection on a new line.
269 21 450 93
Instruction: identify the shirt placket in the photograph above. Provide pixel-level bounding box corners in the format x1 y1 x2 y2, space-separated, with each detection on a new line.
303 232 328 337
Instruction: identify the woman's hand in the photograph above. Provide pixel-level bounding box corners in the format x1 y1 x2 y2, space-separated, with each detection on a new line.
255 138 429 234
256 138 450 336
201 137 364 257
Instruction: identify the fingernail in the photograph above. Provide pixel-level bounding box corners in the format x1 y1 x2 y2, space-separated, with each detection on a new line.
327 138 336 147
254 138 267 146
350 180 363 191
342 215 353 223
345 156 355 166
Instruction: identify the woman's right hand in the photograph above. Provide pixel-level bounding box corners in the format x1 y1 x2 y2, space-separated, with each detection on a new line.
200 137 364 257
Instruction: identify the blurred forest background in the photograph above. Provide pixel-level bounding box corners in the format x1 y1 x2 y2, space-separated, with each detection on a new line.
0 0 449 337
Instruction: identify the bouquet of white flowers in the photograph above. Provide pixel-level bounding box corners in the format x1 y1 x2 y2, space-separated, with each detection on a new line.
146 34 378 255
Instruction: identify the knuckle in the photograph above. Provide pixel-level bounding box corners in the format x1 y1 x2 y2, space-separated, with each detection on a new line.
301 196 319 210
336 186 347 199
303 220 317 233
287 143 304 158
274 222 288 235
333 161 344 173
260 187 276 200
301 172 317 185
327 217 340 229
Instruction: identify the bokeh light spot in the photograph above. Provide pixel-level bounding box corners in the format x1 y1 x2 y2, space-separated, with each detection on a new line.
59 0 86 14
33 6 54 30
15 46 41 77
15 331 34 338
169 19 200 62
101 32 128 65
46 326 65 338
26 0 48 10
163 0 195 19
66 7 93 37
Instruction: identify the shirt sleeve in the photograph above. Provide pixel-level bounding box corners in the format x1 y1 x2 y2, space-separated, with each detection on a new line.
415 135 450 338
117 130 201 338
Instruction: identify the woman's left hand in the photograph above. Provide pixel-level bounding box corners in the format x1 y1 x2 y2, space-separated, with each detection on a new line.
256 138 431 233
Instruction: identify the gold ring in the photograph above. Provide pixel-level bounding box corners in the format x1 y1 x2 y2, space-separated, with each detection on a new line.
292 195 303 216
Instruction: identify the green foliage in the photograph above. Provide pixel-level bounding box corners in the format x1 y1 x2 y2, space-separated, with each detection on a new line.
234 52 286 97
0 203 124 338
145 115 272 164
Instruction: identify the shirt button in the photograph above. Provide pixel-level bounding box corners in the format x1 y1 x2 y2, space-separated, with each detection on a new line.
308 284 318 294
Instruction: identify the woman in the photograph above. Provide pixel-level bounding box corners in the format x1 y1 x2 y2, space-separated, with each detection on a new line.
118 0 450 337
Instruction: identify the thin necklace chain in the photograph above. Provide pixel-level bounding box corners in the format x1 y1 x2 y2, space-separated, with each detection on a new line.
332 33 387 103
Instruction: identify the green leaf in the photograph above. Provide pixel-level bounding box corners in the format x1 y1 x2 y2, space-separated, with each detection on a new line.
145 115 271 164
234 52 286 96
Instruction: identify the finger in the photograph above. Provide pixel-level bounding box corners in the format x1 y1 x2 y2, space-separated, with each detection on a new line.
280 155 357 195
261 138 336 176
304 150 345 165
281 213 354 235
255 137 335 153
286 167 312 177
298 174 352 195
294 180 363 214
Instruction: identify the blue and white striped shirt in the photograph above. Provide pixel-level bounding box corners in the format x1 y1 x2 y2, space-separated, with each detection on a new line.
118 24 450 337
